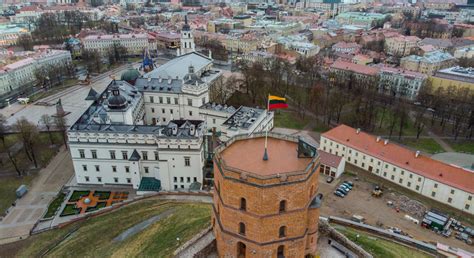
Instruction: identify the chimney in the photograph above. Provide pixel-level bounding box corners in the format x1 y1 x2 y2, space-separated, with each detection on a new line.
356 128 361 134
415 150 420 158
190 124 196 135
384 139 389 145
172 125 177 135
376 136 381 142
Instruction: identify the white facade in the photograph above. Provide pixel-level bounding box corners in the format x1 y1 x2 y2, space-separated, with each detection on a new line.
0 49 72 98
82 33 156 56
69 80 205 191
69 130 205 191
378 67 427 100
320 126 474 215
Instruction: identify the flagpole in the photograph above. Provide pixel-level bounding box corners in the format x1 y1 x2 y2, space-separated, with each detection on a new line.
263 94 269 161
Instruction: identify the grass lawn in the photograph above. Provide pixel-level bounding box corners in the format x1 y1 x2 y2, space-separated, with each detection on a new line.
313 122 331 133
371 108 421 137
274 111 310 130
16 200 211 257
447 140 474 154
60 204 81 217
0 176 34 215
334 226 432 258
395 138 444 154
68 191 90 202
44 192 66 219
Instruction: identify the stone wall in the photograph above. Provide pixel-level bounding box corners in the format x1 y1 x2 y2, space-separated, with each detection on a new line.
318 219 373 258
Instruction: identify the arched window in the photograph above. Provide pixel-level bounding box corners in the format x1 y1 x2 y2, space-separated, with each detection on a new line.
279 226 286 238
240 198 247 211
277 245 285 258
237 242 246 258
239 222 246 235
279 200 286 213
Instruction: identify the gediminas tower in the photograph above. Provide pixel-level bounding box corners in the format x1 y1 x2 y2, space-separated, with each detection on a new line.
212 133 322 258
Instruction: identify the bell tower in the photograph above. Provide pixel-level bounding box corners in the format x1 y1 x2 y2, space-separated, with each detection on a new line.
179 15 195 56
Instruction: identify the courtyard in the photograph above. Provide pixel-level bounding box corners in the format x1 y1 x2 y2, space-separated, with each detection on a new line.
318 172 474 253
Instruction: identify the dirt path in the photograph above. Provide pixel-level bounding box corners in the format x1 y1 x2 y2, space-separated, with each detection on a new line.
113 208 175 242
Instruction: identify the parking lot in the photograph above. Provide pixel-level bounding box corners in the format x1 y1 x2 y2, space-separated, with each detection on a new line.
318 173 474 252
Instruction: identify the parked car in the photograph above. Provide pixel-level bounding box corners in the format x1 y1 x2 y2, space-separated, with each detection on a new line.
344 181 354 187
326 176 334 183
341 183 352 190
339 185 351 192
334 191 345 198
337 187 349 195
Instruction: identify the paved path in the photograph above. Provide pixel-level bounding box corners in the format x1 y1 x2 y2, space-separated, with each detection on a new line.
0 147 73 244
113 208 175 242
176 229 215 258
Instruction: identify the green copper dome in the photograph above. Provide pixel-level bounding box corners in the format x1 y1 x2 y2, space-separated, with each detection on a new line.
121 68 141 84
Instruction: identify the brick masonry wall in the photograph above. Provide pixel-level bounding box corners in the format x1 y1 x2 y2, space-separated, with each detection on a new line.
212 161 321 257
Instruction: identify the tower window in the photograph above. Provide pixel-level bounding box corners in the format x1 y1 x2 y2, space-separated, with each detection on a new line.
240 198 246 211
279 200 286 213
239 222 245 235
279 226 286 238
277 245 284 257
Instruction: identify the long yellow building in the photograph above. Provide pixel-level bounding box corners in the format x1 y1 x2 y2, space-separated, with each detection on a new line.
429 66 474 90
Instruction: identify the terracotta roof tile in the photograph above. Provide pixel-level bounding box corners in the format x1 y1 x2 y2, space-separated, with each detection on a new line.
319 150 343 168
322 125 473 193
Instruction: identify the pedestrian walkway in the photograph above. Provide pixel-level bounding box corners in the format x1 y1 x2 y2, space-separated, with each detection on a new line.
0 147 73 244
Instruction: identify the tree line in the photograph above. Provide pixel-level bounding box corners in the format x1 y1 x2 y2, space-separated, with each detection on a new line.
227 56 474 140
0 114 68 176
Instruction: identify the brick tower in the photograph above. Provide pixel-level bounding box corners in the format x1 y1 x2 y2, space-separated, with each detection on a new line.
212 133 322 258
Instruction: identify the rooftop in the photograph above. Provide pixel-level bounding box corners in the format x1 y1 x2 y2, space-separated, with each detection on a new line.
144 52 213 80
402 51 454 64
322 125 474 193
220 136 313 177
331 60 380 76
319 150 343 168
433 66 474 84
223 106 265 131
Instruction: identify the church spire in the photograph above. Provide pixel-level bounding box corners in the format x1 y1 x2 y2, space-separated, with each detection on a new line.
179 14 195 56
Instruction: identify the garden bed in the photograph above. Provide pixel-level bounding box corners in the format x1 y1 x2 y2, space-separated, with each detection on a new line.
68 191 90 202
60 204 81 217
93 191 111 200
85 202 107 213
43 192 66 218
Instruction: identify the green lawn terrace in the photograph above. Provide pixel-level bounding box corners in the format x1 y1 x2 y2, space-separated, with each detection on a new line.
11 201 211 257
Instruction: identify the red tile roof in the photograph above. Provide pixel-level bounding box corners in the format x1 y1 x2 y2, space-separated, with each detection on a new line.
319 150 343 168
331 60 380 76
322 125 474 193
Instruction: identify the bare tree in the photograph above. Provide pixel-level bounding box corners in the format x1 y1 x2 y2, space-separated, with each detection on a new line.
55 116 69 149
13 118 39 169
40 114 55 145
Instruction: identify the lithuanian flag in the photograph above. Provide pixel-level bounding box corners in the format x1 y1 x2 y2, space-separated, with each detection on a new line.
268 95 288 110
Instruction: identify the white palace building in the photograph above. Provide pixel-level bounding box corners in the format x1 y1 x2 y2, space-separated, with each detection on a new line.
68 18 274 193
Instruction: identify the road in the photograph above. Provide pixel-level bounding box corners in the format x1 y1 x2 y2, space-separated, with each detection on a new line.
1 63 141 127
